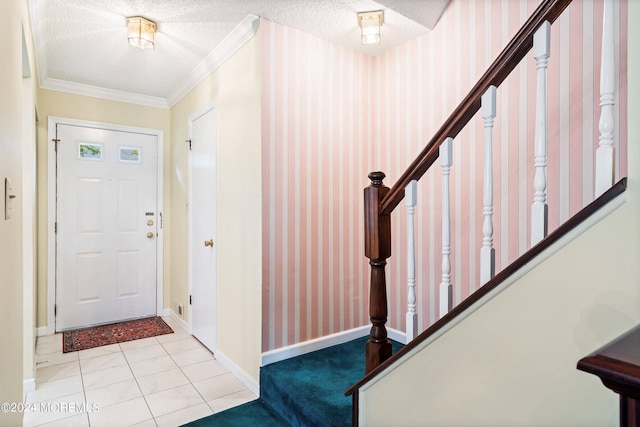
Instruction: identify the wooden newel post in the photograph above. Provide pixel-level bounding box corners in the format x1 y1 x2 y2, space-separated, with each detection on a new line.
364 171 392 374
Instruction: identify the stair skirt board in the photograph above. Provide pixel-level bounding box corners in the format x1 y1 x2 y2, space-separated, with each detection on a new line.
261 326 405 367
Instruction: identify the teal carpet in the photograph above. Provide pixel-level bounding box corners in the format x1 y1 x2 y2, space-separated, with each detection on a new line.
183 336 403 427
181 399 288 426
260 336 404 426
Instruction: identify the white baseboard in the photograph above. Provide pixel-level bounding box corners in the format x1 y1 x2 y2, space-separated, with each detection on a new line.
160 308 258 395
387 328 406 344
164 308 189 332
213 347 260 396
23 378 35 398
261 326 408 367
261 326 369 367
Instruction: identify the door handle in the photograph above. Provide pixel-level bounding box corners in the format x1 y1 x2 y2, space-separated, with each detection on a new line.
147 232 154 239
204 239 214 247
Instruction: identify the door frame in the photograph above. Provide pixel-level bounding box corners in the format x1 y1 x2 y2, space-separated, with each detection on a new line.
47 116 165 335
187 100 217 337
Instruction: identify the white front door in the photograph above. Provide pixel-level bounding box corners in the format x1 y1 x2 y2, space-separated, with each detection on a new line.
189 103 217 352
56 123 158 331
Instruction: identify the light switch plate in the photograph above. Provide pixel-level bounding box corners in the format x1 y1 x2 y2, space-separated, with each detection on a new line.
5 178 15 220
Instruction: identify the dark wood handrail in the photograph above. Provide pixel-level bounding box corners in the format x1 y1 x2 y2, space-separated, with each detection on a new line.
349 178 627 398
379 0 572 217
578 322 640 425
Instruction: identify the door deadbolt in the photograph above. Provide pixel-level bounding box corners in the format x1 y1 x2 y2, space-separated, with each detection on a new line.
204 239 214 247
147 220 154 226
147 232 154 239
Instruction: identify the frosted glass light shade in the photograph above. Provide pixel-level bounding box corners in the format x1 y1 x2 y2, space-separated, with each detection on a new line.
358 11 383 45
127 16 156 50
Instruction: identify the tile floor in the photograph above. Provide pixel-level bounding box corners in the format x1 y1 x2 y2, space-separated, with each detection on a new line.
25 316 256 427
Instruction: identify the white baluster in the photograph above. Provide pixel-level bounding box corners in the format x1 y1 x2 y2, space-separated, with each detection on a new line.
595 0 615 196
531 21 550 246
439 138 453 318
405 180 418 343
481 86 496 285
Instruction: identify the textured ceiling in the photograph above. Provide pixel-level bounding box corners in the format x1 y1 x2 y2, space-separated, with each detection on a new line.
29 0 448 107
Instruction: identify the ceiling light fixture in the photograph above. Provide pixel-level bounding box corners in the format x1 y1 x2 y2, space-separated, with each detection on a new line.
127 16 156 50
358 10 384 45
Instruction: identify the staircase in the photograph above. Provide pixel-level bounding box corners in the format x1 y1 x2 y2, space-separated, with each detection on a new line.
186 173 631 427
348 0 634 425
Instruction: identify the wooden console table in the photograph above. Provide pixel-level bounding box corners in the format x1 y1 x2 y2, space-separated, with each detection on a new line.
577 325 640 427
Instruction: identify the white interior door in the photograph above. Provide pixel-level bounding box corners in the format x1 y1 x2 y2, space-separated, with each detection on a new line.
56 124 158 331
189 103 217 352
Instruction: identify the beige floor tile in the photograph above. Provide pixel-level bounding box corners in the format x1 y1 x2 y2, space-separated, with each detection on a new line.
77 344 122 360
160 337 203 355
160 316 181 327
88 397 153 427
26 375 83 404
157 320 180 332
123 344 168 363
118 336 159 351
170 347 214 367
22 391 86 427
79 352 127 374
144 383 205 418
36 334 61 345
27 334 255 427
36 361 81 384
36 350 79 369
137 367 189 396
37 413 89 427
192 373 247 401
129 355 178 378
35 340 63 356
155 330 191 344
82 364 134 391
129 419 158 427
85 378 142 408
154 402 213 427
208 390 257 413
181 359 229 383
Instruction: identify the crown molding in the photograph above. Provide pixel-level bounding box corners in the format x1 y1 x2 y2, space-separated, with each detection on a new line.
166 14 260 108
40 78 170 109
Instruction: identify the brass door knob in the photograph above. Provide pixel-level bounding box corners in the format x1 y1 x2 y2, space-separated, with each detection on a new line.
147 232 154 239
204 239 214 247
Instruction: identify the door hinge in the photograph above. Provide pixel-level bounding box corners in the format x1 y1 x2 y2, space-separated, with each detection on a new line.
189 295 192 305
186 139 192 151
54 304 57 316
54 222 57 233
52 138 60 151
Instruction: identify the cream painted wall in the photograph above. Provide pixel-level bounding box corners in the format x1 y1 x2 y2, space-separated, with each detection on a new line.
0 0 34 423
360 3 640 424
170 32 262 381
35 89 171 328
22 5 39 392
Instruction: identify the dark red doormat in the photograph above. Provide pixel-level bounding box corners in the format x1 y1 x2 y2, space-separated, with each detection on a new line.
63 316 174 353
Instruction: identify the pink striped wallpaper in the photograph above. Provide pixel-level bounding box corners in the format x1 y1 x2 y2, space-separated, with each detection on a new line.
261 0 628 352
261 20 374 351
